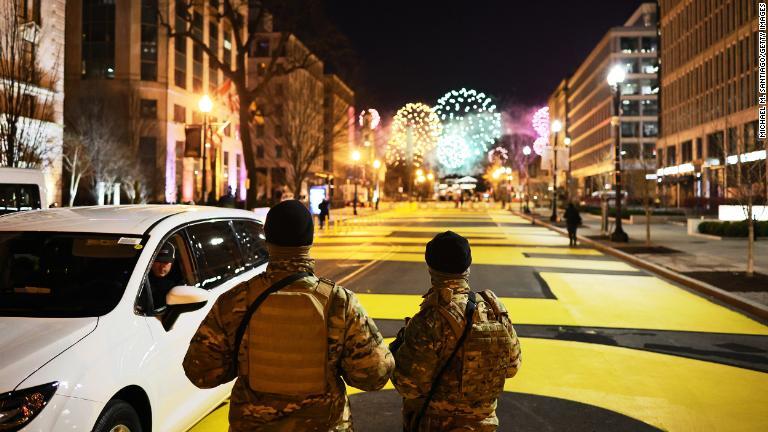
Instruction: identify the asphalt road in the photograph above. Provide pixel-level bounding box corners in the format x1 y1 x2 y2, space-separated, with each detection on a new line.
191 204 768 431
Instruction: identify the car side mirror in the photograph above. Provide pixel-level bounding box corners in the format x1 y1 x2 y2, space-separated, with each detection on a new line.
161 286 209 331
167 285 209 306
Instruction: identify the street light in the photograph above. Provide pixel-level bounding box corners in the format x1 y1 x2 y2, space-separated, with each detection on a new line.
607 64 629 242
351 149 361 215
198 95 213 203
550 119 563 222
522 145 532 219
563 136 572 202
372 159 382 209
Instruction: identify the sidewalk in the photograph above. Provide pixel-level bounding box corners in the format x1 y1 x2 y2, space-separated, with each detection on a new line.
528 207 768 308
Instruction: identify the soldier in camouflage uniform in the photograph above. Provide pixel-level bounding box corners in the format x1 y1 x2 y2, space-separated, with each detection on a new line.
392 231 522 431
183 200 394 431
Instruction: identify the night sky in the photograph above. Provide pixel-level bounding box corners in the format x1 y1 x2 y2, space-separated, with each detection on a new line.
326 0 649 115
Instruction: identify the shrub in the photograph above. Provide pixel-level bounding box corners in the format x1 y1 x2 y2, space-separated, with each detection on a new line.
699 220 768 237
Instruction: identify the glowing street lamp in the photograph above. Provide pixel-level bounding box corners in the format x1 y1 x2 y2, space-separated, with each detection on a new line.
351 149 362 215
427 172 434 181
607 64 627 88
198 94 213 113
550 119 563 222
198 95 213 202
607 64 629 242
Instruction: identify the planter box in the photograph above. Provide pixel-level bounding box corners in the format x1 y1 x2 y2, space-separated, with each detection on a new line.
628 215 687 224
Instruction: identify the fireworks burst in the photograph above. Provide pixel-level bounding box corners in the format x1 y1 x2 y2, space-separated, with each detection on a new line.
386 102 442 166
434 88 502 154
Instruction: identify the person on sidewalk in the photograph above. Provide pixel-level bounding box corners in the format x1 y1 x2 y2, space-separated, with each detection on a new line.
564 202 582 247
183 200 394 431
318 198 330 229
390 231 522 431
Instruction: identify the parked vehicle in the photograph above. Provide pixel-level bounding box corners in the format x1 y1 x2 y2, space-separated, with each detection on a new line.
0 168 48 216
0 205 269 431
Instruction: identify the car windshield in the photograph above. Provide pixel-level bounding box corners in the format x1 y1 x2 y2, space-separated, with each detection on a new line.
0 232 144 317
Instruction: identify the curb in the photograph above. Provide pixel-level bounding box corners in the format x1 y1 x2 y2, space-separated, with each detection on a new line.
513 211 768 321
688 232 723 241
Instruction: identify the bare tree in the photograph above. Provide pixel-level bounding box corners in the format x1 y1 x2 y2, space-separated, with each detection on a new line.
62 131 93 206
64 100 126 205
261 71 347 197
122 162 151 204
589 147 616 236
0 1 59 169
724 130 766 277
159 0 349 207
626 157 657 246
125 87 158 201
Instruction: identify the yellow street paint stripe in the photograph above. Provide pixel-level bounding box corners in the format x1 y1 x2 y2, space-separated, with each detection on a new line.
315 243 604 256
313 249 634 271
505 338 768 432
355 287 768 334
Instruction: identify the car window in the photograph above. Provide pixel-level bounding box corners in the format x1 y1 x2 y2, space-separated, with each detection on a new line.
232 220 269 269
0 232 143 317
186 220 244 289
0 184 42 215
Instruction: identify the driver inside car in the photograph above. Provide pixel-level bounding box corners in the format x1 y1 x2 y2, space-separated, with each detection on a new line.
147 242 182 311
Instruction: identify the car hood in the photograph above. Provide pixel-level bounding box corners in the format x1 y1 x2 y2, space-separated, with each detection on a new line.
0 317 98 391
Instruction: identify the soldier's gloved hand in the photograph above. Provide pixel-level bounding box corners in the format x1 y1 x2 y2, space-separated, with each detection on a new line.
389 326 406 354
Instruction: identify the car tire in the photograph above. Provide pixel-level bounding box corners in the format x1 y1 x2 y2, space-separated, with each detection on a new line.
92 400 142 432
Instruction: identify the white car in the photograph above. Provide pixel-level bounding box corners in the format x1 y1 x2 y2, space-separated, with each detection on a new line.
0 205 270 431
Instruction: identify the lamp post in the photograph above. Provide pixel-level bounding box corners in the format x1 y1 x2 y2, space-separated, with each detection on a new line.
550 119 562 222
351 149 361 215
373 159 381 210
198 95 213 203
522 145 533 222
607 64 629 242
564 136 572 203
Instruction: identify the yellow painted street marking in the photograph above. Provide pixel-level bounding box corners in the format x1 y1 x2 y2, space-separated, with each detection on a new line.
356 284 768 335
506 338 768 432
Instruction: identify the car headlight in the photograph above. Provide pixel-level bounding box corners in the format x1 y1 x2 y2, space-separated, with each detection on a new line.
0 382 58 431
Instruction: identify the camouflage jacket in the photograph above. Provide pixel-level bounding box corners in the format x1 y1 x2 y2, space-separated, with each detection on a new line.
391 271 521 432
183 247 394 431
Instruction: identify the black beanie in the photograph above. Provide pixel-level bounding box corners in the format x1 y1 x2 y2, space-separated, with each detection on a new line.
265 200 314 246
425 231 472 274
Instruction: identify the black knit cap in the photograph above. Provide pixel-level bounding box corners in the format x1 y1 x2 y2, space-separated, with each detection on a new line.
425 231 472 274
265 200 314 246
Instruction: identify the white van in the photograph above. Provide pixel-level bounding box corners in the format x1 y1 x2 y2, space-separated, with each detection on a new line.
0 168 48 215
0 205 269 431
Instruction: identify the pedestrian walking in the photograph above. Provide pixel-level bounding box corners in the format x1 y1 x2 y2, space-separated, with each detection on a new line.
564 202 582 247
390 231 522 431
318 197 330 229
183 200 394 431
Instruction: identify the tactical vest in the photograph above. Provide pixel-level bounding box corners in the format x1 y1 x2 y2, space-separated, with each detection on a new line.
429 289 515 400
244 276 336 396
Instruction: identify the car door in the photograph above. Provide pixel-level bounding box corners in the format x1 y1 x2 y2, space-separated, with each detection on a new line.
141 219 262 432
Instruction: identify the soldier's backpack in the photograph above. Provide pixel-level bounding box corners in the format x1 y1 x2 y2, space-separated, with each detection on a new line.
230 272 336 396
413 289 515 428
